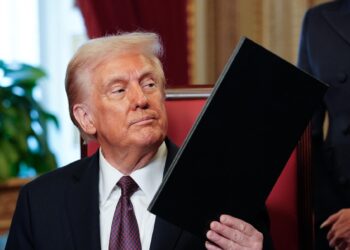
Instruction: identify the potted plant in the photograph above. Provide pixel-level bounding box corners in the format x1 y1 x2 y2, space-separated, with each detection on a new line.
0 59 59 237
0 60 58 181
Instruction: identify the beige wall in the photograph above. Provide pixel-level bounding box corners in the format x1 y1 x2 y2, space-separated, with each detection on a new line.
189 0 329 85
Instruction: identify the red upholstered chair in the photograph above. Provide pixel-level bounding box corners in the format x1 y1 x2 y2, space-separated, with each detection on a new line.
82 88 313 250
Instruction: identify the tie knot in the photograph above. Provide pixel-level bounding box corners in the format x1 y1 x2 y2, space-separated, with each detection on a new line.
117 176 139 198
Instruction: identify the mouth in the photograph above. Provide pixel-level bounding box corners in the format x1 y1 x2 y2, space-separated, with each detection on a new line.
129 115 157 126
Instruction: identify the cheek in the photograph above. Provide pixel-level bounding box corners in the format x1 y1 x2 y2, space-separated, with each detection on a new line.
93 104 126 130
158 103 168 132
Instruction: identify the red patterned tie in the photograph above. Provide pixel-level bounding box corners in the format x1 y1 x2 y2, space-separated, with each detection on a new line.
109 176 141 250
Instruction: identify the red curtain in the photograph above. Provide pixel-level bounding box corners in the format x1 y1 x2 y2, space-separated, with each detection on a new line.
77 0 189 87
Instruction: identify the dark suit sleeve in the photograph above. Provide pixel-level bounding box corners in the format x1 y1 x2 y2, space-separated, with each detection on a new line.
297 8 325 145
5 187 35 250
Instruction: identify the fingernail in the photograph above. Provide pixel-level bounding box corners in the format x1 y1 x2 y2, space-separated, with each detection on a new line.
206 230 212 238
211 221 219 230
220 215 226 222
205 241 210 248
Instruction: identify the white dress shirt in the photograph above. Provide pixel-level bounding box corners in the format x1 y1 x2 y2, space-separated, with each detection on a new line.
99 142 167 250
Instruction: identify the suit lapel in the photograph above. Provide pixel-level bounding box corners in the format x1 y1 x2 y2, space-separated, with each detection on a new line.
66 153 101 250
323 3 350 46
150 139 182 250
150 217 183 250
64 140 181 250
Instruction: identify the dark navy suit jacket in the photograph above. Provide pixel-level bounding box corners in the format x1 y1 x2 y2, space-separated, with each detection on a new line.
298 0 350 248
5 140 272 249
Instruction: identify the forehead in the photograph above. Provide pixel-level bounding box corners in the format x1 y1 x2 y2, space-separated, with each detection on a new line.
98 53 158 77
89 52 165 89
102 51 147 66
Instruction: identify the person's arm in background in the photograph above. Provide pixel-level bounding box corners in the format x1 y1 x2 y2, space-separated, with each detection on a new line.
297 8 326 147
321 209 350 249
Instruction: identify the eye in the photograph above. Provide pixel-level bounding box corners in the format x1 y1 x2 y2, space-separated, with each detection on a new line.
111 87 125 94
144 82 156 88
141 79 157 90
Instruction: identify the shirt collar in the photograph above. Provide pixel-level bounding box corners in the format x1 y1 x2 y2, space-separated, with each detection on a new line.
99 142 167 204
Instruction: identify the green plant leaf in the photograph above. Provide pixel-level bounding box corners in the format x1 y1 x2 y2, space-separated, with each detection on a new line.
13 80 37 92
43 112 60 128
0 60 59 179
0 140 20 179
3 63 46 83
36 152 57 174
2 140 20 165
0 154 12 181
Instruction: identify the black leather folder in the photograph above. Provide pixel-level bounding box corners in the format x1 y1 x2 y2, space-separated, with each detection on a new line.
148 37 328 239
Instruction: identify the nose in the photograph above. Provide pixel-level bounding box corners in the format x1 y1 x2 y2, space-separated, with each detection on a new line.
129 83 149 110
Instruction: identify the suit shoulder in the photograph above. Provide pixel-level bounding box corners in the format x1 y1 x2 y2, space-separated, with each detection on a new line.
307 1 340 15
302 1 340 29
21 155 96 193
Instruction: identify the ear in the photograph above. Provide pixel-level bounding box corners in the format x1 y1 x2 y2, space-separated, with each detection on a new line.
73 104 97 136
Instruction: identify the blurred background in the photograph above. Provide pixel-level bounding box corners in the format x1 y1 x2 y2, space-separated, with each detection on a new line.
0 0 329 248
0 0 86 170
0 0 328 168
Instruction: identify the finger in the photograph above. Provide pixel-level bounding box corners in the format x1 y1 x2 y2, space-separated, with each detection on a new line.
322 212 340 228
328 223 340 247
336 227 350 239
210 221 251 247
205 240 221 250
220 215 263 240
207 229 243 250
220 214 260 238
328 219 350 242
327 220 338 241
329 230 343 248
329 228 350 247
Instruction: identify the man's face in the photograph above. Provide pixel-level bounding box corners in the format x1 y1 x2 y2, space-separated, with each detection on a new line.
86 53 168 152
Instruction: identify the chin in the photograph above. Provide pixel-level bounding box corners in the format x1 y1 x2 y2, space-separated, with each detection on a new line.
135 132 165 148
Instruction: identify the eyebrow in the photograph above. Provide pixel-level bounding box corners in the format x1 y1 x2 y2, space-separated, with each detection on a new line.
104 68 156 87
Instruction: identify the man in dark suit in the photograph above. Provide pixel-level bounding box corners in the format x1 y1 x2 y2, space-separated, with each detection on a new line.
6 32 270 250
298 0 350 249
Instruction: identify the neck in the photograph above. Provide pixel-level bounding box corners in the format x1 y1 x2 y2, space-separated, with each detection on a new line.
101 144 160 175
